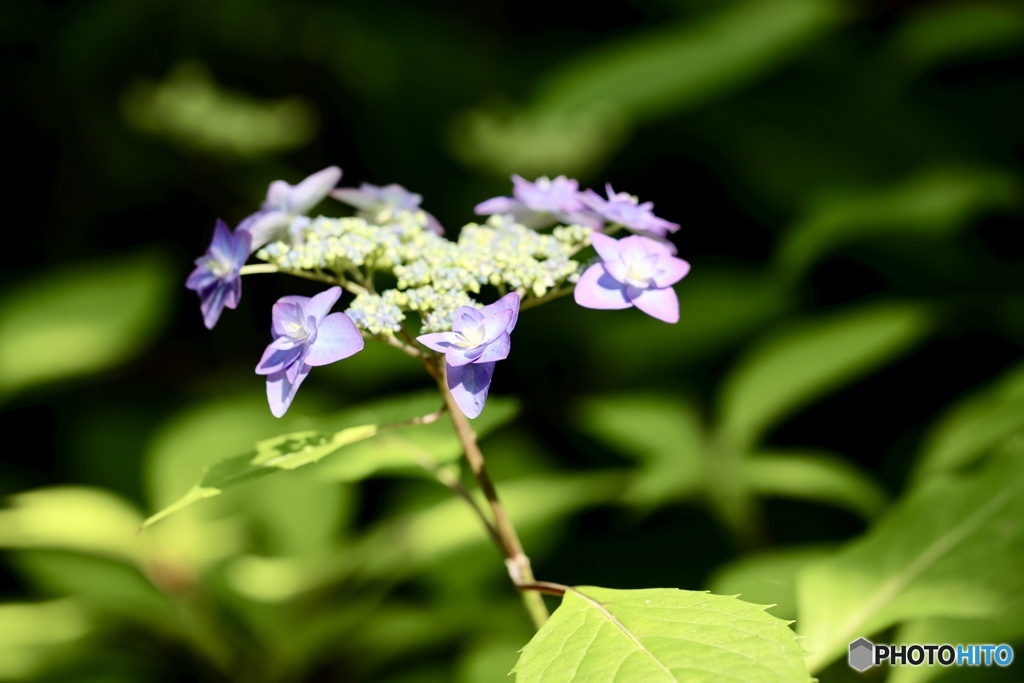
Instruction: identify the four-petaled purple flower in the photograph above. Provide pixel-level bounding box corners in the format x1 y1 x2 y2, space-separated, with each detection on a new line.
417 292 520 419
475 175 602 229
581 184 679 237
574 233 690 323
256 286 364 417
239 166 342 251
331 182 444 234
186 219 252 329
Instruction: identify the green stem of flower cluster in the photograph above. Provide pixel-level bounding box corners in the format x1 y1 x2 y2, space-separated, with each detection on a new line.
425 358 550 629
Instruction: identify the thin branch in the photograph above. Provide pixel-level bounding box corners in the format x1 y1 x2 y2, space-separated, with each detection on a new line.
363 331 424 359
515 581 569 597
520 286 573 311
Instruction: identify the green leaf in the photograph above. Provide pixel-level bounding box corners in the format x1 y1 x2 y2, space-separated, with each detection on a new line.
313 396 518 482
709 546 835 623
914 361 1024 481
888 603 1024 683
0 251 173 397
0 600 91 680
886 2 1024 72
717 302 932 450
0 487 145 564
573 394 706 507
139 423 378 532
777 166 1021 277
745 450 888 519
796 440 1024 672
513 587 812 682
454 0 846 176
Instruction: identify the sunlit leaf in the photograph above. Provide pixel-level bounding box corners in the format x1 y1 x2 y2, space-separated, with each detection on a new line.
745 450 888 519
0 600 90 680
574 394 706 507
0 487 145 564
0 251 173 397
717 302 932 450
778 166 1021 276
514 587 812 682
139 424 378 532
121 61 316 157
914 361 1024 481
708 546 834 622
796 440 1024 672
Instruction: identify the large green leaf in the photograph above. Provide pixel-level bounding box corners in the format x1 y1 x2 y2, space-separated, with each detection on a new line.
0 600 90 680
914 361 1024 481
0 251 173 397
513 587 812 682
717 302 932 450
745 450 888 519
573 394 706 507
777 166 1020 277
796 441 1024 672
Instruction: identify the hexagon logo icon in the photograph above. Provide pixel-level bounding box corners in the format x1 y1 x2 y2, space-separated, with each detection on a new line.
849 638 874 672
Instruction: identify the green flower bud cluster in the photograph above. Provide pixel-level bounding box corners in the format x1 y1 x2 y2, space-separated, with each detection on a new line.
255 209 591 335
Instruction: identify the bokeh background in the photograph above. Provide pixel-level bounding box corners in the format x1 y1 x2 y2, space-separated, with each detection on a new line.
2 0 1023 681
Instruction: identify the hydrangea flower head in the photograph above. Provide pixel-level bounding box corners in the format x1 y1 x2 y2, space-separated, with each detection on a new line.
417 292 520 418
331 182 444 235
574 233 690 323
581 184 679 237
475 175 601 229
256 286 364 417
239 166 342 250
185 219 251 329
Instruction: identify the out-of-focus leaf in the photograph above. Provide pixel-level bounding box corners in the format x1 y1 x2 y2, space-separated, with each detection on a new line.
914 362 1024 482
889 602 1024 683
454 0 847 176
139 424 377 532
458 633 533 683
778 166 1021 276
573 394 706 506
796 441 1024 672
745 450 888 519
358 473 625 574
888 2 1024 71
708 546 834 622
0 600 90 680
513 587 812 682
717 303 932 450
0 488 145 564
0 251 173 397
121 61 316 157
589 269 789 378
313 397 518 482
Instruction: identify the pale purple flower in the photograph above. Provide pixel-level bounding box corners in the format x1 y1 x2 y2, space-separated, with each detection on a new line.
574 233 690 323
417 292 520 418
331 182 444 235
474 175 602 229
186 219 251 329
256 286 364 417
581 184 679 237
239 166 342 251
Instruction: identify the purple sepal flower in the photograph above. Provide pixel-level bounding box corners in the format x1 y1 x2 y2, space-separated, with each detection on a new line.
581 184 679 237
186 219 252 329
331 182 444 235
474 175 602 229
239 166 342 251
256 286 364 417
417 292 520 418
574 233 690 323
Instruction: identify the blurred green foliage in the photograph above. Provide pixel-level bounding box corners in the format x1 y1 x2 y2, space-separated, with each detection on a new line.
2 0 1023 680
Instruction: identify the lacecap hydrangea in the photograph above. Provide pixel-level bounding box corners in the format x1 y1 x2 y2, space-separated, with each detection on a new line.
187 169 690 418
